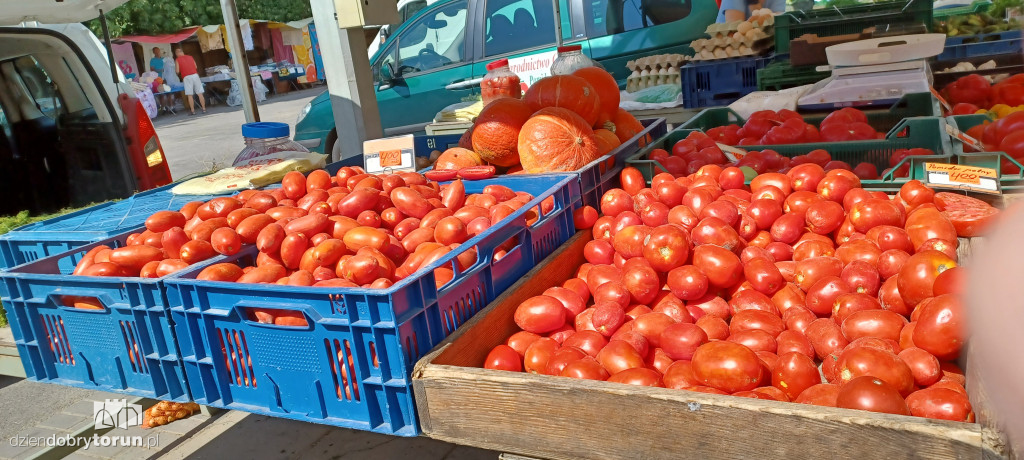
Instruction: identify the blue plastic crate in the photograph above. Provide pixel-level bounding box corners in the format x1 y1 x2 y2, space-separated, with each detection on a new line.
163 173 580 436
681 55 776 109
0 184 219 269
0 231 192 401
937 30 1023 60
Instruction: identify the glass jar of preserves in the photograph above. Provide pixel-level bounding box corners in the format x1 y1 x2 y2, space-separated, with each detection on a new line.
481 58 521 106
550 44 602 75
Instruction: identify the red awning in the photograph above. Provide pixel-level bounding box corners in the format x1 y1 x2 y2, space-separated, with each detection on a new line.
116 26 200 44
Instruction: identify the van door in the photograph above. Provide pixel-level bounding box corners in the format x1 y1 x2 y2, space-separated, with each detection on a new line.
373 0 475 135
0 29 137 214
470 0 570 89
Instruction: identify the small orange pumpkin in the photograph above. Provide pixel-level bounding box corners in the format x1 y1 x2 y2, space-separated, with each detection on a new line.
518 107 600 173
524 75 601 127
573 67 620 129
593 128 621 156
434 147 484 170
471 98 532 167
612 108 648 146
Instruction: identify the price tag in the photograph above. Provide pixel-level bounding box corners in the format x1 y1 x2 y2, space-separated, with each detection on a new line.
924 162 1001 195
364 135 416 174
930 87 953 113
944 123 986 153
717 143 748 163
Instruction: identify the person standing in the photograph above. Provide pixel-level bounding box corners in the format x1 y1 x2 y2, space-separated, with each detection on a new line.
717 0 784 23
175 47 206 115
149 48 175 115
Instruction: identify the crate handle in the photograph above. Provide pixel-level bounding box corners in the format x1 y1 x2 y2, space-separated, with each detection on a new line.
235 303 315 329
50 293 111 312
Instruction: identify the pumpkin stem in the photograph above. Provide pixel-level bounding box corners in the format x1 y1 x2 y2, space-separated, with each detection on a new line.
575 136 584 145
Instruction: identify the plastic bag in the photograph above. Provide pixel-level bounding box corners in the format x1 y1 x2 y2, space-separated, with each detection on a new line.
172 151 326 195
619 85 684 110
728 85 814 119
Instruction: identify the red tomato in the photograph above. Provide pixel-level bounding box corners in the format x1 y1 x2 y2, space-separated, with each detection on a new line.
836 376 909 415
643 225 691 272
771 352 821 400
560 357 610 380
743 258 785 296
484 345 523 372
841 260 881 296
608 368 664 387
832 293 882 325
805 318 849 360
898 347 941 387
695 314 730 340
597 340 646 374
905 207 957 251
794 256 844 291
457 165 496 180
514 295 567 334
805 276 852 316
912 294 965 360
776 330 815 358
506 331 541 356
905 387 972 422
794 383 841 406
523 338 559 373
620 167 646 195
841 309 907 342
692 245 743 289
691 341 763 393
934 192 1000 237
836 346 914 396
896 251 957 307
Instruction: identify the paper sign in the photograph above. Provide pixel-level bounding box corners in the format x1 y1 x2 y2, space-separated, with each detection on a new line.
930 87 953 113
364 135 416 174
924 162 1001 194
717 143 748 163
944 123 986 153
507 50 558 91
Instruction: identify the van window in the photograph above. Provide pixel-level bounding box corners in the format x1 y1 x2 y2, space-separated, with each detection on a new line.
402 0 429 22
12 56 64 120
584 0 693 37
484 0 557 57
394 0 469 75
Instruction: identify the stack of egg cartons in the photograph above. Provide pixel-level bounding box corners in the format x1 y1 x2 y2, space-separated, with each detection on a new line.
625 54 688 93
690 9 775 61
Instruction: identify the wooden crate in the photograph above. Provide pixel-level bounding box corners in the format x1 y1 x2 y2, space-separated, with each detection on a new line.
413 232 1012 460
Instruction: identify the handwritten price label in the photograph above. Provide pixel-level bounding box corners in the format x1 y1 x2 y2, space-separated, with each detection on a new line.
717 143 748 163
379 149 402 167
924 162 1000 194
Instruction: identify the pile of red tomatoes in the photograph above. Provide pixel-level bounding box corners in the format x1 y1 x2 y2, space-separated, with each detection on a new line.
483 163 998 422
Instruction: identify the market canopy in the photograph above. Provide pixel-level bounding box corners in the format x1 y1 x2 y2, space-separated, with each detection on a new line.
117 26 200 44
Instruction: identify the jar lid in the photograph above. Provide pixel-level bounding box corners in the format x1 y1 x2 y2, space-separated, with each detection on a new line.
486 58 510 70
242 122 290 139
557 45 582 53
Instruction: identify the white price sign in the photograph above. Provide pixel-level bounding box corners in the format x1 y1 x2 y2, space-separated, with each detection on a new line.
363 135 417 174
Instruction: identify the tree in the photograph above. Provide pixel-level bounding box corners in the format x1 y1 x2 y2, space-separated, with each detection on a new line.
86 0 313 37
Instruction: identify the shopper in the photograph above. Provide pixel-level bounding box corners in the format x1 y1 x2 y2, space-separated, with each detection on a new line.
175 47 206 115
717 0 784 23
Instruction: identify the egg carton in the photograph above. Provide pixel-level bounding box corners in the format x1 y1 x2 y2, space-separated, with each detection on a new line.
692 30 773 52
691 39 774 61
626 54 690 73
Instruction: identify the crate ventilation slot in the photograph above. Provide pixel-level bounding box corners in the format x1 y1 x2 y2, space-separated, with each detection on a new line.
219 328 256 388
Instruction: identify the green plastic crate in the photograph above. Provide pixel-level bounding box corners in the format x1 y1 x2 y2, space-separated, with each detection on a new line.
757 60 831 91
626 117 955 192
945 114 1024 190
776 0 934 54
933 1 991 19
679 92 941 135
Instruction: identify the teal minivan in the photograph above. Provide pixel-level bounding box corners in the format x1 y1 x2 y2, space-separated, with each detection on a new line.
295 0 718 157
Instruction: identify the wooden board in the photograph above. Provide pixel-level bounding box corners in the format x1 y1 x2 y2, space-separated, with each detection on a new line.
413 232 1011 460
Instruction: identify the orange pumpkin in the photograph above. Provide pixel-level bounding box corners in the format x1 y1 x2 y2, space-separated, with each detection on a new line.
518 107 600 173
593 128 621 156
471 98 532 167
612 109 648 146
573 67 620 129
524 75 601 127
435 147 484 170
458 125 475 150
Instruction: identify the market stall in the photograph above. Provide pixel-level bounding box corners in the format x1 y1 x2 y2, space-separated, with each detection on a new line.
3 0 1024 458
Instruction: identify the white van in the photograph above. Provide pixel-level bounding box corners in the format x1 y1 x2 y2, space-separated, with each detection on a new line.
0 0 172 217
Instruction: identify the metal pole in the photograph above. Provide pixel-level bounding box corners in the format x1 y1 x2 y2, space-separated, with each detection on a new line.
220 0 259 123
98 9 119 84
553 0 563 46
